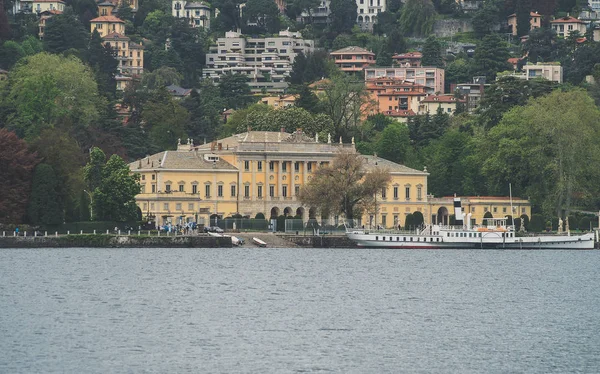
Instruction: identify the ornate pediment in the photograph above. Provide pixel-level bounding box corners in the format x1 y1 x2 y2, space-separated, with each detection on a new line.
282 130 315 143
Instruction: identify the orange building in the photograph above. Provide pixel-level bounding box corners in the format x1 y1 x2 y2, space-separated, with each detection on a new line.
365 77 428 120
330 46 375 74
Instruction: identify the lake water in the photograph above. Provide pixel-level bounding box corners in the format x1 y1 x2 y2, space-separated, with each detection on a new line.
1 248 600 373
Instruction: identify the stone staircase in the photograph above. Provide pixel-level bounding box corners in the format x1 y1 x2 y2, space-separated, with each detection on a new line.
233 232 298 248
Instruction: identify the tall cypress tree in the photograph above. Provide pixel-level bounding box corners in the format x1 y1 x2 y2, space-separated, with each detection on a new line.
86 29 118 99
516 0 532 38
28 163 63 225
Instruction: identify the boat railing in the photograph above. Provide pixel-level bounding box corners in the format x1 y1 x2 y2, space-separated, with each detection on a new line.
345 226 425 235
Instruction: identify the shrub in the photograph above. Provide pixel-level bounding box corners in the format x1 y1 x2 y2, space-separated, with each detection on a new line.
255 212 265 220
412 211 424 226
483 211 493 226
529 214 545 232
404 213 414 230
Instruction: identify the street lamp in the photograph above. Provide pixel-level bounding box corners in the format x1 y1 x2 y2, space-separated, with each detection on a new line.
84 190 93 221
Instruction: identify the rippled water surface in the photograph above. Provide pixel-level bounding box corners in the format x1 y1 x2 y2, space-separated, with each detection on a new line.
1 248 600 373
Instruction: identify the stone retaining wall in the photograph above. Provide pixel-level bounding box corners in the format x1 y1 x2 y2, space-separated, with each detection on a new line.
0 235 232 248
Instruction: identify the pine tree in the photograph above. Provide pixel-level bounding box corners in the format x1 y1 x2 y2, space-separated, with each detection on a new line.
421 35 443 68
43 8 89 55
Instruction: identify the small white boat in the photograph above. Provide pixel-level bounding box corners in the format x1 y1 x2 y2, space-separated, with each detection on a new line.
252 237 267 247
208 231 223 238
229 235 241 246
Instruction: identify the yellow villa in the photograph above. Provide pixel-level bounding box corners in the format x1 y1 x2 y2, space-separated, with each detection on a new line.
32 0 65 13
129 131 430 227
90 15 125 37
129 130 531 229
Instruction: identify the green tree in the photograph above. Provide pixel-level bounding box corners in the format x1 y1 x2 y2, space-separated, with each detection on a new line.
212 0 243 32
373 122 411 164
5 53 102 140
0 129 39 224
86 30 118 99
473 33 511 81
30 128 86 222
141 66 182 89
329 0 357 34
421 35 443 68
141 88 190 150
85 148 140 222
219 73 252 109
182 82 226 142
472 0 502 37
295 84 321 113
480 89 600 216
476 76 557 129
288 50 334 85
399 0 436 36
319 74 372 140
423 129 475 197
169 19 206 86
43 8 89 55
445 58 472 91
412 211 424 226
515 0 532 37
299 150 391 222
243 0 281 33
27 163 63 225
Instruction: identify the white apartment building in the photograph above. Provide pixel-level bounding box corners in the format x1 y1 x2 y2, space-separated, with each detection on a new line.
590 0 600 11
204 30 314 94
298 0 386 30
499 63 563 84
357 0 385 31
172 0 211 29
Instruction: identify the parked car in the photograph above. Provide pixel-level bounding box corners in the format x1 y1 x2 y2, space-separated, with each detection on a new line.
203 226 224 233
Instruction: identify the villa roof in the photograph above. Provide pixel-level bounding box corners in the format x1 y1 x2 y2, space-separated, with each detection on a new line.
166 84 192 97
330 46 374 55
103 32 129 40
97 1 115 6
551 16 584 24
129 42 144 49
196 131 322 150
90 15 124 23
362 155 428 175
508 12 541 18
184 1 210 8
130 150 237 171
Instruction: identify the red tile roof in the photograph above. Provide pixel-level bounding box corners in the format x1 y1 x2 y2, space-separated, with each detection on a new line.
90 15 124 23
393 51 422 59
551 16 584 24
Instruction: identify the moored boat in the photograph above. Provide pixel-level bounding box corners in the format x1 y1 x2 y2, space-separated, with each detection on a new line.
252 237 267 247
346 198 596 250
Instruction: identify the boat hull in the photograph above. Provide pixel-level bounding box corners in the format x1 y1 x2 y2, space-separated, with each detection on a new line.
346 231 595 250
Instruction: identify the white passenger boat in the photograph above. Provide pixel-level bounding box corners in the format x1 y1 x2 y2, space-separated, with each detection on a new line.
346 198 596 250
